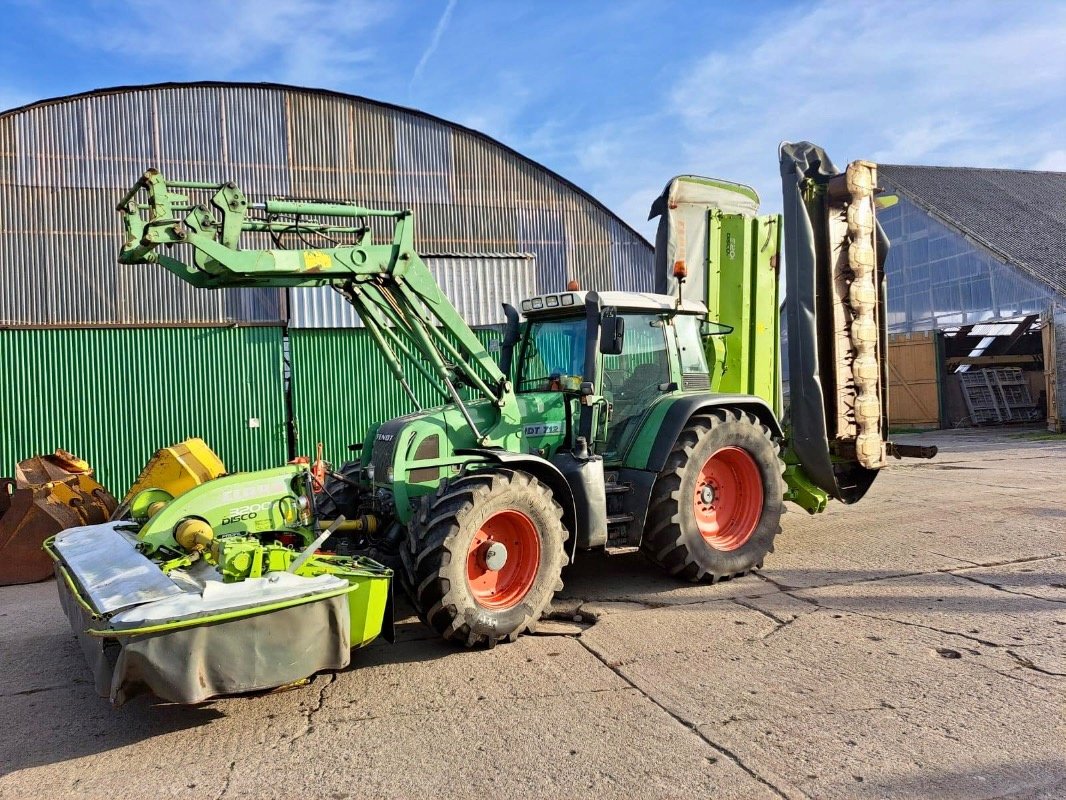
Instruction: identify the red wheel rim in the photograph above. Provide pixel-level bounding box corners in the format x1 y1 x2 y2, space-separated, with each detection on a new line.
692 446 763 551
466 510 541 610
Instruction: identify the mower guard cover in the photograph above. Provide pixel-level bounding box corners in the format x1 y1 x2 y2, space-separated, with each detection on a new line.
48 523 391 705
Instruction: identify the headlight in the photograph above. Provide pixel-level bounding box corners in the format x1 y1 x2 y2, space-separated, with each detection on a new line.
367 464 376 482
385 467 395 483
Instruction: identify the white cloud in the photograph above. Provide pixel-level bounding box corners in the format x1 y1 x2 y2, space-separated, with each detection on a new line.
50 0 392 86
410 0 458 91
1032 150 1066 172
663 0 1066 217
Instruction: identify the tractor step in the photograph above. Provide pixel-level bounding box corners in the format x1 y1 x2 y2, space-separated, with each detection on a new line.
606 512 635 525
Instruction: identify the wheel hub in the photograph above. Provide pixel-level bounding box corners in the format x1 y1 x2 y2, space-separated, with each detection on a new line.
466 509 541 610
700 484 717 506
481 541 508 571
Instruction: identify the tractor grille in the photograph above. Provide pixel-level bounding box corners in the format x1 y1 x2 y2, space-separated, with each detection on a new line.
370 412 426 481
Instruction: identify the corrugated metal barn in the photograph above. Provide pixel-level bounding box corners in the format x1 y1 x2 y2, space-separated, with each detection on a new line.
0 82 654 488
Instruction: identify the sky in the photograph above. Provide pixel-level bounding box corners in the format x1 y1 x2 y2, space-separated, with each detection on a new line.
2 0 1065 237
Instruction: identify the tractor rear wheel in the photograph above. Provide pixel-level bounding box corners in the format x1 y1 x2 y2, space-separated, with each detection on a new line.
403 470 567 647
642 409 785 582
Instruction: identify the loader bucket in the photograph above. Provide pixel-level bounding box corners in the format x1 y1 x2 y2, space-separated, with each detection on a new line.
780 142 890 504
0 452 117 585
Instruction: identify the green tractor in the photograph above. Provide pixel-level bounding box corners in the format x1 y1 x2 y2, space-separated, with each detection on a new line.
48 142 932 703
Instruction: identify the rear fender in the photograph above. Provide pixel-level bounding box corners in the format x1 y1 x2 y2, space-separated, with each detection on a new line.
629 394 783 475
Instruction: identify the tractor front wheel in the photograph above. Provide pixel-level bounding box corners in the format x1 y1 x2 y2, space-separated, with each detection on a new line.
642 409 785 582
403 470 567 647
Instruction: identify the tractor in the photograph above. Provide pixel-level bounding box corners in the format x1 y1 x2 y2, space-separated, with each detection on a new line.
46 142 933 704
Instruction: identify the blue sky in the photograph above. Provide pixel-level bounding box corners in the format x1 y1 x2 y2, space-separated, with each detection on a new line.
3 0 1065 236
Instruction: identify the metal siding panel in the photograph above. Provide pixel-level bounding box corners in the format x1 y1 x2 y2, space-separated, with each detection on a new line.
609 215 655 292
289 326 501 462
517 208 568 290
425 256 536 327
2 88 285 325
0 115 16 185
348 101 397 204
15 101 86 187
393 113 453 205
1 84 652 327
566 208 614 293
458 199 517 250
289 328 421 461
287 255 533 329
417 203 469 252
221 88 290 193
154 86 225 183
0 327 287 490
83 92 157 189
288 285 362 329
0 182 282 327
287 90 354 199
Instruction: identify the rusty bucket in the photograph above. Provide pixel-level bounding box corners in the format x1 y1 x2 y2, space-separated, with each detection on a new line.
0 451 118 585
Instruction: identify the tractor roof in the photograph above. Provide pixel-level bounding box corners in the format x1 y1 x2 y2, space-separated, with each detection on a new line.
520 290 707 318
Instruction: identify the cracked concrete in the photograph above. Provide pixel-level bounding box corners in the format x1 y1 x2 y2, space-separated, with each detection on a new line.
0 428 1064 799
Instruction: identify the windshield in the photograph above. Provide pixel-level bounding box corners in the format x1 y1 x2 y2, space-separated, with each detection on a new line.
516 317 586 392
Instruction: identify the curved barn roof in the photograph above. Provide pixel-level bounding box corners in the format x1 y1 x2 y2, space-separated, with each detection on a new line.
0 81 653 327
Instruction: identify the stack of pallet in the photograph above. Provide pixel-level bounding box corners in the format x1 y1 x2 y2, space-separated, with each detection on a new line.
959 368 1038 424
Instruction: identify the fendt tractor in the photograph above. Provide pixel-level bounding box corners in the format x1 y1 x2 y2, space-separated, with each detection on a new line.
46 142 934 705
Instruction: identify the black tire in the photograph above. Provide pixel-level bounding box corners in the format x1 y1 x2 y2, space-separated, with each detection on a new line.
316 460 362 519
402 470 567 647
641 409 785 582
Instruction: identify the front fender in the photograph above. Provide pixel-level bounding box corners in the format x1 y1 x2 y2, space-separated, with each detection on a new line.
455 449 579 560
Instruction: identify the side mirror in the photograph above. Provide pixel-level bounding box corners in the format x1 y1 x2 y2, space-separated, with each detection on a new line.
600 310 625 355
701 319 734 337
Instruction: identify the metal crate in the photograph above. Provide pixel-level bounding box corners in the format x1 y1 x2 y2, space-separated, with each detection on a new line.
991 368 1037 421
959 368 1037 424
959 370 1004 424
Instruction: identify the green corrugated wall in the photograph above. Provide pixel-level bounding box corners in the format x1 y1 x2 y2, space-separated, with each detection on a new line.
0 327 287 491
289 327 501 466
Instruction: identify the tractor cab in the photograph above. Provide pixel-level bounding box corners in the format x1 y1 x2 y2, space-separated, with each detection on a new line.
510 290 717 460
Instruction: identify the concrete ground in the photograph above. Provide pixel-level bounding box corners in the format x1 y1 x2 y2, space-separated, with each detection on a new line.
1 428 1063 799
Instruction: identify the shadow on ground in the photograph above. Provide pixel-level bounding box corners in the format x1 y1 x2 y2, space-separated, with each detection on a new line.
3 535 1060 777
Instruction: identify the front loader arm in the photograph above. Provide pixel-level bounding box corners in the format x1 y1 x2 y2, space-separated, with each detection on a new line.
118 170 520 445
